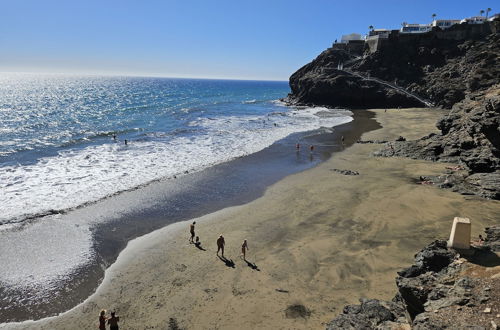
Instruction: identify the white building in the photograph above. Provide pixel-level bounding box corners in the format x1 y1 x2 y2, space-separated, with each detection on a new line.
487 13 499 21
400 23 432 33
431 19 461 29
461 16 487 24
340 33 363 43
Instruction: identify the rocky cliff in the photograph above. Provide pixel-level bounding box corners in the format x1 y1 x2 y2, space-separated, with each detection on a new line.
287 20 500 200
286 20 499 109
286 48 424 108
327 226 500 330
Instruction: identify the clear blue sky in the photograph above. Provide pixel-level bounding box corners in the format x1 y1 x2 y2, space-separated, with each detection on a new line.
0 0 496 80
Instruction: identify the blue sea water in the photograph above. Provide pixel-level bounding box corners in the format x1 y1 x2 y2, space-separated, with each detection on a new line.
0 73 352 227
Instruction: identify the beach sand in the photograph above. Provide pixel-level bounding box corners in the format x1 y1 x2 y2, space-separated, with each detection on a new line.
3 108 500 330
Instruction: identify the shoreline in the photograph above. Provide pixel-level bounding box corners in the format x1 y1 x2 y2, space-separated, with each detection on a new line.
0 110 378 323
3 108 500 330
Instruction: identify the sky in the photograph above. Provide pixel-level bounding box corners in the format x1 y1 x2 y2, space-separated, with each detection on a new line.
0 0 496 81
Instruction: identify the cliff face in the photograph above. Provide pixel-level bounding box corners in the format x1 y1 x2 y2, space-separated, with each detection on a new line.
287 20 500 200
286 20 499 109
352 27 499 108
327 226 500 330
287 48 424 108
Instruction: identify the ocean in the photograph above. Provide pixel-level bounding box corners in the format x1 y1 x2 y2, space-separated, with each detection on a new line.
0 73 353 322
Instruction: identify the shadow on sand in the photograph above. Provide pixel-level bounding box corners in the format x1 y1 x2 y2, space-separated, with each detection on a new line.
194 242 206 251
463 247 500 267
218 255 235 268
244 259 260 271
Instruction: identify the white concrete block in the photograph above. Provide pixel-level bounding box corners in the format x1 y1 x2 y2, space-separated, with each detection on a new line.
447 217 471 249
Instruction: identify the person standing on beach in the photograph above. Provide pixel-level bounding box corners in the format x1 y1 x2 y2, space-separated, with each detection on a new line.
107 311 120 330
241 239 249 260
189 221 196 243
217 235 225 257
99 310 107 330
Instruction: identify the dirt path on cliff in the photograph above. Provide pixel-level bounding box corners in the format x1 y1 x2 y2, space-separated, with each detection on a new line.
3 108 500 330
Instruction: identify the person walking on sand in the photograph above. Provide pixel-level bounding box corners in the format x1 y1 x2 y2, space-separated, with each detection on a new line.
99 310 107 330
107 311 120 330
189 221 196 243
217 234 225 257
241 239 249 260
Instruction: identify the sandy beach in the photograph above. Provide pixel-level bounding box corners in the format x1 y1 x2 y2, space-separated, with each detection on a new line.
3 108 500 330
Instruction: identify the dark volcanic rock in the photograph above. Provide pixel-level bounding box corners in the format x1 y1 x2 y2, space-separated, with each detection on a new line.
326 298 404 330
395 240 459 318
375 85 500 199
398 240 458 278
353 27 500 108
326 226 500 329
484 226 500 252
330 168 360 176
288 20 499 109
357 139 389 144
286 55 422 108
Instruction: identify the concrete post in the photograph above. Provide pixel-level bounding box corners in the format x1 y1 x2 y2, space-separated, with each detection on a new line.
447 217 471 249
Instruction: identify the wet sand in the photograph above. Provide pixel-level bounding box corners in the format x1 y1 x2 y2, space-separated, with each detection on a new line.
3 108 500 330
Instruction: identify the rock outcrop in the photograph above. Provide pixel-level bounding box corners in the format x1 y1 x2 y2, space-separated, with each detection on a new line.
286 48 424 108
286 20 499 109
375 85 500 199
286 19 500 200
327 226 500 330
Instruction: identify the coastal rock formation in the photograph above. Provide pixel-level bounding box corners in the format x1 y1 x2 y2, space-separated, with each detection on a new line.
327 226 500 329
286 19 499 109
286 48 423 108
351 27 500 109
375 85 500 199
285 19 499 199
